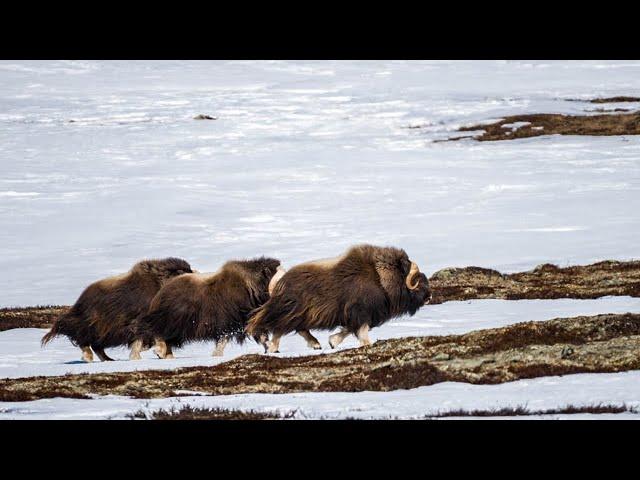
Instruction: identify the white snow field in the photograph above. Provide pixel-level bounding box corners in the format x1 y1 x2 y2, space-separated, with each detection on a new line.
1 60 640 419
1 61 639 307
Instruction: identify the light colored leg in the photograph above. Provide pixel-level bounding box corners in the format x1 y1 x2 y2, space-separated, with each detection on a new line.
266 333 282 353
153 337 169 359
356 324 372 347
164 343 175 360
212 337 229 357
258 333 270 353
81 346 94 362
328 327 351 349
129 339 143 360
297 330 321 350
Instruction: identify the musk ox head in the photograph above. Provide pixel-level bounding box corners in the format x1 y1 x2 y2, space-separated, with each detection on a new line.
371 246 431 315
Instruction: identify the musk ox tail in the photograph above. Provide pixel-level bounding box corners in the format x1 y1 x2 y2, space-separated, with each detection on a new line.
245 305 268 337
41 327 59 346
41 312 73 346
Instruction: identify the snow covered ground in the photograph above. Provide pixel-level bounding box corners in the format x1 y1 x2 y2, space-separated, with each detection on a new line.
1 61 639 307
1 60 640 419
2 297 639 379
2 296 640 419
2 370 640 420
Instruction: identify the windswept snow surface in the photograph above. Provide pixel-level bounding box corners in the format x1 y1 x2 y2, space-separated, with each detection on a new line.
1 61 640 307
2 61 640 419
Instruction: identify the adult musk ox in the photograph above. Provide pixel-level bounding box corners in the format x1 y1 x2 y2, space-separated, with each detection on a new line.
129 257 284 360
41 258 193 362
245 244 431 353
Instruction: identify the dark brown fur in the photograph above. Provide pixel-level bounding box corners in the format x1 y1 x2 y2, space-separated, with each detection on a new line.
245 245 431 338
131 257 281 350
41 258 193 356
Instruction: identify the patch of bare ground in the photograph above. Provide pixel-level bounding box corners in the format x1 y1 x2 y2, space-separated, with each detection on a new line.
3 261 639 331
429 260 640 304
425 403 638 418
587 96 640 104
2 312 640 401
0 306 68 332
454 112 640 141
129 405 295 420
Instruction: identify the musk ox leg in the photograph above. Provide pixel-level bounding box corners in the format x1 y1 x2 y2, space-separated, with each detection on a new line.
328 328 350 349
93 346 115 362
154 337 175 359
212 337 229 357
266 333 281 353
297 330 321 350
258 333 270 353
81 346 94 362
129 339 144 360
164 344 175 359
356 324 372 347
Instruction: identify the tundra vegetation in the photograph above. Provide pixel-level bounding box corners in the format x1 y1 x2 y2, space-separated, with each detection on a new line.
452 111 640 142
2 311 640 401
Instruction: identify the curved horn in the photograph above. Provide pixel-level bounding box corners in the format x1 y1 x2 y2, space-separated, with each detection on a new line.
405 262 420 291
268 266 286 295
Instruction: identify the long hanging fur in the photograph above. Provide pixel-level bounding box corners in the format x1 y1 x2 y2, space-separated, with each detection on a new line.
130 257 281 350
41 258 193 350
245 245 431 338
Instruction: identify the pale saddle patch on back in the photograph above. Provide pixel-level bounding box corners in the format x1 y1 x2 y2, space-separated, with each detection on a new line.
299 254 346 270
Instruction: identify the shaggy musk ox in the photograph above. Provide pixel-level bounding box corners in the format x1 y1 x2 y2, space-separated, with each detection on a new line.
245 244 431 353
129 257 283 359
41 258 193 362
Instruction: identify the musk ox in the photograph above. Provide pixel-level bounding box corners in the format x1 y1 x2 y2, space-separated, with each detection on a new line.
41 258 193 362
245 244 431 353
128 257 284 360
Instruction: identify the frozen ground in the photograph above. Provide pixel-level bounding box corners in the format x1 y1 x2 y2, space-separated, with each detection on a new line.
1 61 640 306
2 296 639 379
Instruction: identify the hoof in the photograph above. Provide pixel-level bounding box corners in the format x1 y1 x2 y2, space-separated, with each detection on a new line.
312 344 322 350
164 354 175 360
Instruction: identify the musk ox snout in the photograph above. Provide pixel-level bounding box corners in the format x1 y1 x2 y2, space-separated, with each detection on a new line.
414 272 431 304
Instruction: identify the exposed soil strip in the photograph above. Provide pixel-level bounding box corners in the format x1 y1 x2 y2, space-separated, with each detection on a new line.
587 97 640 104
428 260 640 304
425 404 637 418
455 112 640 141
2 312 640 402
0 306 67 332
135 403 635 420
130 405 294 420
3 260 639 332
